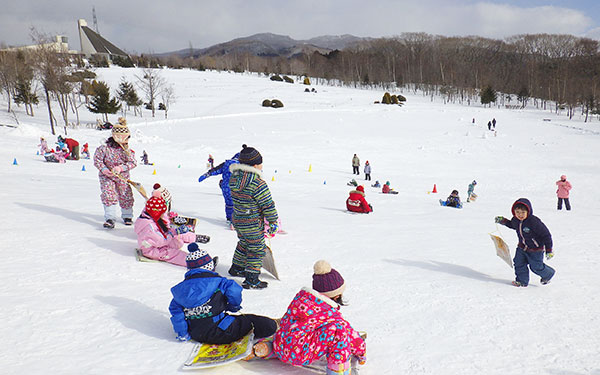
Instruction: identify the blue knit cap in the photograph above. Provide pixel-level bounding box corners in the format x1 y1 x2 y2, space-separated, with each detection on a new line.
186 243 214 270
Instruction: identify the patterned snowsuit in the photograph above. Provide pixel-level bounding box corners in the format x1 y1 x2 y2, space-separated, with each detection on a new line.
273 287 366 367
134 211 196 266
93 142 137 220
229 164 278 274
198 158 239 221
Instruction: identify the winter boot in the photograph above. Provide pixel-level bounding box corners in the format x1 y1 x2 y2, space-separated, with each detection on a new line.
242 273 268 289
123 218 133 226
540 278 551 285
103 219 115 229
228 264 245 277
326 361 351 375
195 234 210 243
511 280 528 287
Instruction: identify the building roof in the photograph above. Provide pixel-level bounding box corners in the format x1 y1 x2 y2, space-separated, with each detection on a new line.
80 26 128 57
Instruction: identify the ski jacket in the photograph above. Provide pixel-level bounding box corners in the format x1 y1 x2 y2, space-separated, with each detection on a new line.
352 156 360 167
64 138 79 151
445 195 461 207
382 184 391 194
498 198 553 253
346 190 372 213
229 164 278 226
556 180 572 198
134 212 196 262
169 268 243 338
273 287 366 366
364 164 371 174
198 158 239 196
93 143 137 181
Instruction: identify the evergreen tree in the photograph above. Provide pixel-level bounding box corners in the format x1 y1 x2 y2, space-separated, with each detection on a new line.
87 80 121 122
13 78 39 116
480 86 497 107
117 79 142 116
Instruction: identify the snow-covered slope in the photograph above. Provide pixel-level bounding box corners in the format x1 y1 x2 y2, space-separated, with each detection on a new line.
1 67 599 375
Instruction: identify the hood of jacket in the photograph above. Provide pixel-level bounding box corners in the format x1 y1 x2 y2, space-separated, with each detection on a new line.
511 197 533 217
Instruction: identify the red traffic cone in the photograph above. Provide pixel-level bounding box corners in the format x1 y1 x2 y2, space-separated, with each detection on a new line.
432 184 437 193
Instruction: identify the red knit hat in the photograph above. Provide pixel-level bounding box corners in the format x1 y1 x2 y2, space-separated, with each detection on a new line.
312 260 346 298
145 196 167 221
357 185 365 193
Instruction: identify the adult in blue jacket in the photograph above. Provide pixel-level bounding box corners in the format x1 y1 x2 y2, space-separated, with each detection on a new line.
169 244 277 344
198 154 240 222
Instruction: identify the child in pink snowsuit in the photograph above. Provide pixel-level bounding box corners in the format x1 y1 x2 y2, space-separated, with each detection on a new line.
93 118 137 228
556 175 572 210
134 196 196 267
273 260 366 375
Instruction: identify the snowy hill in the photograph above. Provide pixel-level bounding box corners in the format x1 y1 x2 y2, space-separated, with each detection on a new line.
1 67 599 375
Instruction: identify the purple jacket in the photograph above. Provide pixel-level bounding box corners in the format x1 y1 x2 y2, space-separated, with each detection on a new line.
498 198 553 253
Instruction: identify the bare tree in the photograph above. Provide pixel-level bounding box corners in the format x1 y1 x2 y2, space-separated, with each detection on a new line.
160 84 175 119
136 67 165 118
0 51 18 112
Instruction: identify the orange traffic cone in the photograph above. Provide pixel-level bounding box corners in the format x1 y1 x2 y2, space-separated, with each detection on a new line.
432 184 437 193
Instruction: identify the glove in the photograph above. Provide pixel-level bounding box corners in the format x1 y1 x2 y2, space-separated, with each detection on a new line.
356 355 367 366
173 216 187 225
168 211 179 220
494 216 505 223
101 168 113 177
175 225 189 235
196 234 210 243
546 252 554 260
198 174 208 183
112 165 123 174
176 333 191 342
267 222 278 235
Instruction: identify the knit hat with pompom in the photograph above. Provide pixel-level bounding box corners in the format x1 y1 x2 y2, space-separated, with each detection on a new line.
152 183 172 207
312 260 346 298
186 243 214 271
145 196 167 221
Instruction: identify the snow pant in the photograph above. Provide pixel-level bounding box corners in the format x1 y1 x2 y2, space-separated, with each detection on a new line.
513 248 555 285
141 244 189 267
189 313 277 345
220 184 233 221
352 166 359 175
557 198 571 210
69 145 80 160
232 217 266 275
99 175 134 221
365 173 371 181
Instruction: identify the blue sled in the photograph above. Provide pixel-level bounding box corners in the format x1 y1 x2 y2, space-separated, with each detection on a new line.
439 199 463 209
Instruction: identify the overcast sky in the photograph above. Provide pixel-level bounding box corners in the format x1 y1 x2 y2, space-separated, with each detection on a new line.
2 0 599 54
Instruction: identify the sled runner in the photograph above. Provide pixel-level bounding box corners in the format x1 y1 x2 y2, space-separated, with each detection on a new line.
439 199 463 209
135 248 161 263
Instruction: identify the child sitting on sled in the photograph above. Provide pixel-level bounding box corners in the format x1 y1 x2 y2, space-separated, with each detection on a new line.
346 185 372 213
134 196 203 267
81 143 90 159
444 190 462 207
169 245 278 344
371 180 381 188
273 260 366 375
382 181 398 194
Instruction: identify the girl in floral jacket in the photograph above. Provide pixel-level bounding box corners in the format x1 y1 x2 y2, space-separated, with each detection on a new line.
134 196 196 267
273 260 366 375
93 118 137 228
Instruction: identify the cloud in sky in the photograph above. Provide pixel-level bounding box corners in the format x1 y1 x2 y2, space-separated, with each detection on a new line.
0 1 597 53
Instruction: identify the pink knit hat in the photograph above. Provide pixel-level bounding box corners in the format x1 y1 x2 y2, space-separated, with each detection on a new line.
560 175 567 180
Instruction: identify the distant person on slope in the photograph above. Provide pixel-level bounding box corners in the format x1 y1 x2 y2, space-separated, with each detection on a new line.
495 198 555 287
467 180 477 202
364 160 371 181
93 117 137 228
382 181 398 194
228 145 279 289
352 154 360 175
198 149 241 223
556 175 572 210
346 185 373 213
442 190 462 208
273 260 366 375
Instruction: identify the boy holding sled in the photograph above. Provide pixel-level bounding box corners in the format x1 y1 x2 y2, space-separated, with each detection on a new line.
467 180 477 202
169 245 278 343
228 145 279 289
495 198 555 287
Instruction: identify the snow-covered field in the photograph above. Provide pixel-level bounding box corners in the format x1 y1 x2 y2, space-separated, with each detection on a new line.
1 67 599 375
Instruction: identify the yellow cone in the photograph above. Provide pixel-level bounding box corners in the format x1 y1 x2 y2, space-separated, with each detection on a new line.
272 176 275 181
289 170 291 174
308 164 312 172
152 169 157 175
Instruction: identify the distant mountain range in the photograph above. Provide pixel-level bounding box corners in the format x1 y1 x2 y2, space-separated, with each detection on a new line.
157 33 369 58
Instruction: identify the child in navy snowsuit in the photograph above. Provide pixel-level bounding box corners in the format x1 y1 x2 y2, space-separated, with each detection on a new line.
169 244 277 344
495 198 555 287
198 154 240 222
444 190 461 207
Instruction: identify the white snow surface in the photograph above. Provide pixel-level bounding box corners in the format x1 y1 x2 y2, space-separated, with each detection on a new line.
1 67 599 375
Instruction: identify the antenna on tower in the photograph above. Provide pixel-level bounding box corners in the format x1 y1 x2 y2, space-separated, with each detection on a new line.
92 6 100 34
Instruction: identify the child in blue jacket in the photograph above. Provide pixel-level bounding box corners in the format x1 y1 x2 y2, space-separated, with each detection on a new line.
495 198 555 287
169 244 277 344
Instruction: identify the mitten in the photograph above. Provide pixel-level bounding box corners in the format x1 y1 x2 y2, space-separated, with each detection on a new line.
112 165 123 174
494 216 505 223
546 251 554 260
168 211 179 220
267 222 278 235
198 174 208 183
196 234 210 243
175 225 189 235
176 333 191 342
